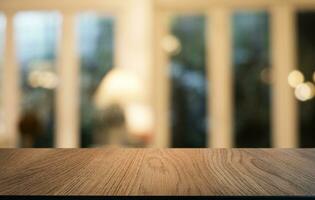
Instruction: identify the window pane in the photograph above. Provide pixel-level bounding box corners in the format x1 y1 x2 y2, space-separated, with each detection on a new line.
296 12 315 147
0 14 5 146
15 12 60 147
77 13 114 147
233 12 271 147
169 15 207 147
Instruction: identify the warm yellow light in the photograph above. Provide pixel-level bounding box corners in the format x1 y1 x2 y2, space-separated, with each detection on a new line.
161 34 181 56
28 70 41 88
294 82 315 101
94 68 144 108
40 71 59 89
28 70 58 89
288 70 304 88
125 103 153 135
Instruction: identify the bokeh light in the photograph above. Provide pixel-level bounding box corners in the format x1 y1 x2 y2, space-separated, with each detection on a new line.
294 82 315 101
28 70 59 89
161 34 181 56
288 70 304 88
260 68 271 84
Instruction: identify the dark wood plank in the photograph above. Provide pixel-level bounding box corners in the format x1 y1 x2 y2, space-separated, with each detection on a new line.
0 148 314 195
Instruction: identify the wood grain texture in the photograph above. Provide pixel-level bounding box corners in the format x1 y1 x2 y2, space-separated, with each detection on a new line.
0 148 314 195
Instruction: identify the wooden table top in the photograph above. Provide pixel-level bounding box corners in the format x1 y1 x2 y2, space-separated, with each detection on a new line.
0 148 314 196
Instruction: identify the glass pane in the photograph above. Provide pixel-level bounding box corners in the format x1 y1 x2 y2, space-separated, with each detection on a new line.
169 15 207 147
15 12 60 147
77 13 114 147
233 11 271 147
296 12 315 147
0 14 5 145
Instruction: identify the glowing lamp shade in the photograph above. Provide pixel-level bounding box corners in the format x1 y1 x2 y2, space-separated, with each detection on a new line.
125 103 153 135
94 68 144 108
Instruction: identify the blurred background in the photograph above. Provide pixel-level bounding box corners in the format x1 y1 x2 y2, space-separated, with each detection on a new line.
0 0 314 148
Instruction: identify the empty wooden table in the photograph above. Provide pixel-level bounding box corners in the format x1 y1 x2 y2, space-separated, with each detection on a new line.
0 148 314 196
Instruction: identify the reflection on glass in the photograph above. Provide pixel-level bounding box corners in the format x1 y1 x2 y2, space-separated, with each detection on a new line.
297 12 315 147
233 12 271 147
77 13 114 147
15 12 60 147
170 15 207 147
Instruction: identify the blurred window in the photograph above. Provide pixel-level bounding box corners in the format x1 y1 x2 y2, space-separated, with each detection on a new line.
233 11 271 147
296 12 315 147
169 15 207 147
77 13 114 147
15 12 60 147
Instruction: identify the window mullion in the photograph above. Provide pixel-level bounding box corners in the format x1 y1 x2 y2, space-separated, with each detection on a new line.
207 7 233 147
56 11 80 148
